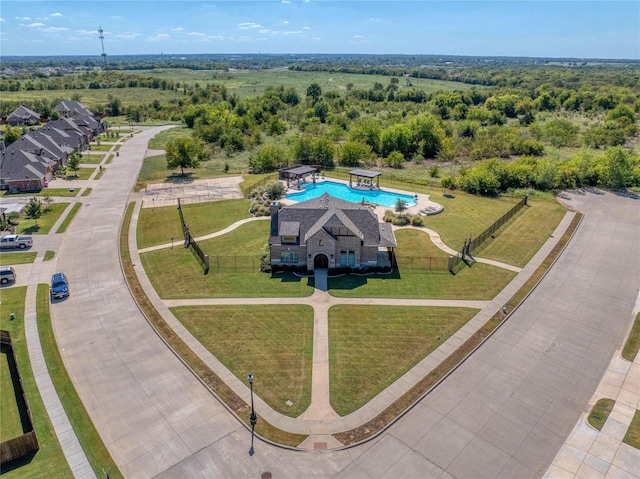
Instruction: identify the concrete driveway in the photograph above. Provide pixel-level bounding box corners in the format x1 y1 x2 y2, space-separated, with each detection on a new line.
49 125 640 479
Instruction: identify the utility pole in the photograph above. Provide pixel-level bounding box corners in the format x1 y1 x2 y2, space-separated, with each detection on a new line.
98 26 108 79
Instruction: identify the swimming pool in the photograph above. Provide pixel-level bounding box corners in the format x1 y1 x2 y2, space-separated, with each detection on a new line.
286 180 416 207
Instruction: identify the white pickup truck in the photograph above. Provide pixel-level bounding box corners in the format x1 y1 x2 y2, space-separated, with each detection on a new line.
0 234 33 249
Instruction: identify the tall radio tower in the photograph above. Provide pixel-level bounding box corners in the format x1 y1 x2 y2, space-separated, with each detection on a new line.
98 26 108 77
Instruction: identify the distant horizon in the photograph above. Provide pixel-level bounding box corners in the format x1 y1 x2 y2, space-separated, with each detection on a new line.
1 1 638 60
2 52 638 63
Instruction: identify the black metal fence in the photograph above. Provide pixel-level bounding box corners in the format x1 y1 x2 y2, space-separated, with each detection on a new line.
463 195 528 257
394 255 450 272
178 198 209 274
208 255 263 273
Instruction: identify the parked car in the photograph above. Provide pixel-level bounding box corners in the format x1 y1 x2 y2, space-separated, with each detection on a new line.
0 266 16 285
0 234 33 249
50 272 70 299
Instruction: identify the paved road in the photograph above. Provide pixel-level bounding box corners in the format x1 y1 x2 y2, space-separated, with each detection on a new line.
50 126 640 479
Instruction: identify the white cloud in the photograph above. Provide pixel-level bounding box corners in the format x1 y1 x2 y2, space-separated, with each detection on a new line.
281 0 291 3
51 12 62 17
16 16 32 21
0 18 4 23
283 20 289 25
27 23 46 28
353 34 364 39
76 29 96 36
149 33 170 41
187 32 205 36
116 33 142 40
303 26 311 30
283 30 302 35
238 22 261 29
172 27 185 32
42 27 68 33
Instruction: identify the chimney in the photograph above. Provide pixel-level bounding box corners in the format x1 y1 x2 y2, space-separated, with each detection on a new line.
269 201 279 217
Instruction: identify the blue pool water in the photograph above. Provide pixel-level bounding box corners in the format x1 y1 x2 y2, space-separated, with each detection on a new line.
286 180 416 207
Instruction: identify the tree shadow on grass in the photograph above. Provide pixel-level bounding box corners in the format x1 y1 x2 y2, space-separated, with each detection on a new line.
22 225 41 235
165 172 196 184
328 268 402 291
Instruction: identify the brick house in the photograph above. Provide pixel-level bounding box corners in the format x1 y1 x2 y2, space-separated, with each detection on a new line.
6 105 41 126
269 193 397 272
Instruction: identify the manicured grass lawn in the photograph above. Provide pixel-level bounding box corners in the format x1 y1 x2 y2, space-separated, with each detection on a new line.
94 168 106 180
15 203 69 235
2 188 78 198
36 285 123 479
0 349 23 441
328 263 516 300
474 199 567 267
137 198 253 248
0 286 72 479
66 168 95 180
0 252 36 265
171 305 313 417
198 220 269 256
135 154 231 191
329 305 479 415
394 228 451 257
44 251 55 261
622 313 640 361
56 203 82 234
141 246 313 298
623 409 640 449
588 398 615 430
81 152 105 164
88 144 114 152
81 188 92 196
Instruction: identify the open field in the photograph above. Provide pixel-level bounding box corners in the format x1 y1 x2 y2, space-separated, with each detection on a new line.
171 305 314 417
329 305 479 415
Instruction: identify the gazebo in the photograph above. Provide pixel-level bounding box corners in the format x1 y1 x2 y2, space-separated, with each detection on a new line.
279 165 318 189
348 169 381 189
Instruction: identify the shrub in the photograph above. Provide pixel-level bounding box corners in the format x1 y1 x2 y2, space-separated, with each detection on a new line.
392 214 411 226
411 215 424 226
383 210 396 223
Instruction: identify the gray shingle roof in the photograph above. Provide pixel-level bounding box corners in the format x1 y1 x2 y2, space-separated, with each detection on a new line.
271 193 396 248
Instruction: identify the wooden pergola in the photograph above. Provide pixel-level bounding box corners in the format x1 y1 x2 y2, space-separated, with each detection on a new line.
349 169 381 189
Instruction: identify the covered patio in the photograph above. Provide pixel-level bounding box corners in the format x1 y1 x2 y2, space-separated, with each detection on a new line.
349 169 381 189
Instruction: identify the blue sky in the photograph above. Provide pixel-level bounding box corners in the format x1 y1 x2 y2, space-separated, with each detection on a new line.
1 1 638 59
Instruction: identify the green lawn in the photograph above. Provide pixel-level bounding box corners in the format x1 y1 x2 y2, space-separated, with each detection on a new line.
171 305 313 417
588 398 615 430
198 220 269 256
56 203 82 234
0 286 72 479
329 305 479 415
147 127 191 150
622 313 640 361
1 188 78 198
65 168 95 180
44 251 55 261
81 153 105 164
141 246 313 298
137 198 253 248
15 203 69 235
88 144 114 152
623 409 640 449
82 187 92 196
474 199 567 267
135 154 231 191
329 261 516 299
394 228 451 258
0 252 37 265
0 349 23 441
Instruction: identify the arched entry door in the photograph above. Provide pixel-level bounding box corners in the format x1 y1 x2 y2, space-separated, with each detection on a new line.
314 254 329 269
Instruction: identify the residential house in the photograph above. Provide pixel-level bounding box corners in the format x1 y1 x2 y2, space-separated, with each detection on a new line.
269 193 397 272
0 148 55 192
55 100 93 119
6 105 41 126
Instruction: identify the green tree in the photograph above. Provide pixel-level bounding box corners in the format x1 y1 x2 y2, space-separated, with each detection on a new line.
395 198 408 213
165 137 202 175
265 181 286 201
380 124 413 158
338 141 373 167
3 125 22 145
24 197 43 226
597 146 637 189
249 145 288 173
306 83 322 104
385 151 404 169
441 176 454 195
66 152 81 177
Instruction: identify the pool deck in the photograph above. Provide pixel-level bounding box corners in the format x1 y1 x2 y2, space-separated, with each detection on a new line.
282 177 443 220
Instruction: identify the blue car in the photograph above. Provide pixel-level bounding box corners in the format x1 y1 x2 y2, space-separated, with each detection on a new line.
50 272 70 299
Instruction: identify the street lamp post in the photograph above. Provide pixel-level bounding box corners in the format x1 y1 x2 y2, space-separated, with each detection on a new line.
247 373 257 427
247 373 257 456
